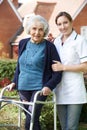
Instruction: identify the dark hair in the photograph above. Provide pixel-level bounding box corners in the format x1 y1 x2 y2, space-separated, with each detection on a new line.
55 11 72 25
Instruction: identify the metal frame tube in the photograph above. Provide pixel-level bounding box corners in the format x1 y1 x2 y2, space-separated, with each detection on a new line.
0 87 57 130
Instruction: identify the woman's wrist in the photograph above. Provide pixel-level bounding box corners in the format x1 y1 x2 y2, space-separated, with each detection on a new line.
62 65 66 71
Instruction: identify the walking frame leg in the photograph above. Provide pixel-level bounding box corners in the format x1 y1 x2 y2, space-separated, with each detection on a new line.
0 88 57 130
53 93 57 130
29 91 57 130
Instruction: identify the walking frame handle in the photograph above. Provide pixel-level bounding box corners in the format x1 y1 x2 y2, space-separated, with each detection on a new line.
0 86 9 99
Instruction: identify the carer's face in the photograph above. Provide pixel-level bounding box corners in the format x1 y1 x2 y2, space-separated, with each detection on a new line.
29 20 45 43
56 16 72 36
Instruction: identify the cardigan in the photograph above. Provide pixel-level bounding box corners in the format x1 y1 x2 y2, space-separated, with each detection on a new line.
13 38 62 90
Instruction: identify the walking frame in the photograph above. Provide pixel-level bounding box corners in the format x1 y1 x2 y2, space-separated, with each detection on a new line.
0 86 57 130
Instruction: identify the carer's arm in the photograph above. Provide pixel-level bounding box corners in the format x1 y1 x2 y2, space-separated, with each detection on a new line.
44 44 62 90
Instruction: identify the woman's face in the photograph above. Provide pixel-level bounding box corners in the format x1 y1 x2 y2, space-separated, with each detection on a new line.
29 20 45 43
56 16 72 36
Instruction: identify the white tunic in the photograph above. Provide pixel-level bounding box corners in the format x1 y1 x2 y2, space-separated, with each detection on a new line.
54 31 87 104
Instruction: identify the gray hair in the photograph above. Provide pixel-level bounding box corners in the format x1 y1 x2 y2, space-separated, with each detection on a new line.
23 14 49 37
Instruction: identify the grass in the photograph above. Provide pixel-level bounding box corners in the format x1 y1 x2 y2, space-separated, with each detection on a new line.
0 103 25 130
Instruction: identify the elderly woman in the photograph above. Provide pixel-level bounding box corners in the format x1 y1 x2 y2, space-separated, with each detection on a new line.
7 15 62 130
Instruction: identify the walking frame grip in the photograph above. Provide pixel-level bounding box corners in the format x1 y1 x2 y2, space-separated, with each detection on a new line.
0 86 57 130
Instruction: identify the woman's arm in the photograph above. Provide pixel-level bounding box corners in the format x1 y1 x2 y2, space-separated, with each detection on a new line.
52 60 87 73
43 42 62 90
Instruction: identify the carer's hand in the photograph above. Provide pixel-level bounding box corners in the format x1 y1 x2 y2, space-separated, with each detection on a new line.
42 87 51 96
52 60 63 71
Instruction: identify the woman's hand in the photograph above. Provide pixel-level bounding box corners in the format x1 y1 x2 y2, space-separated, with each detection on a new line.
52 60 64 71
7 83 15 91
42 87 51 96
52 61 87 72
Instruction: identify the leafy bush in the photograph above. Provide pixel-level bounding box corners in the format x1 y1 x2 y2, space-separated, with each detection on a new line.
0 59 17 87
80 74 87 123
40 94 60 130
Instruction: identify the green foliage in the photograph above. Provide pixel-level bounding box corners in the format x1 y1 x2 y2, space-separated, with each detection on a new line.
80 76 87 123
40 102 54 129
40 94 60 130
80 104 87 123
2 89 18 97
0 59 17 87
